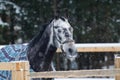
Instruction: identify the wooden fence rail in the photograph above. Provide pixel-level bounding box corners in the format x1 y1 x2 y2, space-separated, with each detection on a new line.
30 69 120 78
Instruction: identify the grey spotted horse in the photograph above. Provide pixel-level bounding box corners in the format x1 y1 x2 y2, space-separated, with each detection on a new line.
0 17 77 80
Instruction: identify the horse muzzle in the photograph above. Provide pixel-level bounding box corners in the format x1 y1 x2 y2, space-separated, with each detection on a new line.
61 40 78 61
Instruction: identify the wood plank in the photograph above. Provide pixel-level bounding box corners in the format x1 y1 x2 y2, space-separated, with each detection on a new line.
0 62 15 70
115 57 120 80
77 47 120 52
30 69 120 78
57 47 120 52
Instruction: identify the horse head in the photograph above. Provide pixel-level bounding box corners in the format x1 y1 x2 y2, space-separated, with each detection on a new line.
52 17 77 61
27 16 77 72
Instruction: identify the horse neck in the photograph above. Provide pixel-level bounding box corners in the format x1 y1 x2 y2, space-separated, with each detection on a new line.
27 23 57 72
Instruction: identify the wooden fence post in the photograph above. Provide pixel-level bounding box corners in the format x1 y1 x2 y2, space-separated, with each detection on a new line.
115 56 120 80
12 61 30 80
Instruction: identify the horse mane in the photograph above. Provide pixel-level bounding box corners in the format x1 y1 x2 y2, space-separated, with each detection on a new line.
28 24 48 48
27 19 57 71
28 20 53 48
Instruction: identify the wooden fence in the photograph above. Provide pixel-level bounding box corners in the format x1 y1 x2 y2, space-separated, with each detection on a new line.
0 61 30 80
1 43 120 80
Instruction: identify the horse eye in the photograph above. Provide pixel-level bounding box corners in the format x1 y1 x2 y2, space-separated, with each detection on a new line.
54 26 59 29
58 29 61 33
63 28 67 31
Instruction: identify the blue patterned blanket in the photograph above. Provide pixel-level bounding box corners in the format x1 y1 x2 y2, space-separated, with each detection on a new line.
0 44 28 80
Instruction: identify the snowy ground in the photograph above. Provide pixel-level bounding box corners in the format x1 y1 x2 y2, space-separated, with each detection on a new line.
55 78 114 80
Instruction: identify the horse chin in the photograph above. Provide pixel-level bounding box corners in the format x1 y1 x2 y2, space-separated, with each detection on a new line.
66 54 77 61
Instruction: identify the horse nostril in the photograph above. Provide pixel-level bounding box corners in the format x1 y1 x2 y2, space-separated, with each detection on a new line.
65 33 70 37
68 48 73 53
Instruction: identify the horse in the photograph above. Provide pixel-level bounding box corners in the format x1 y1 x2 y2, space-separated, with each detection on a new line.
0 16 77 80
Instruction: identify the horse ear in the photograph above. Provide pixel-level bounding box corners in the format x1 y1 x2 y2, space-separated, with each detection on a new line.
54 15 59 20
54 10 60 20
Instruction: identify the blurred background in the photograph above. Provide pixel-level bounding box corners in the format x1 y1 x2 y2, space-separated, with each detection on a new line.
0 0 120 71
